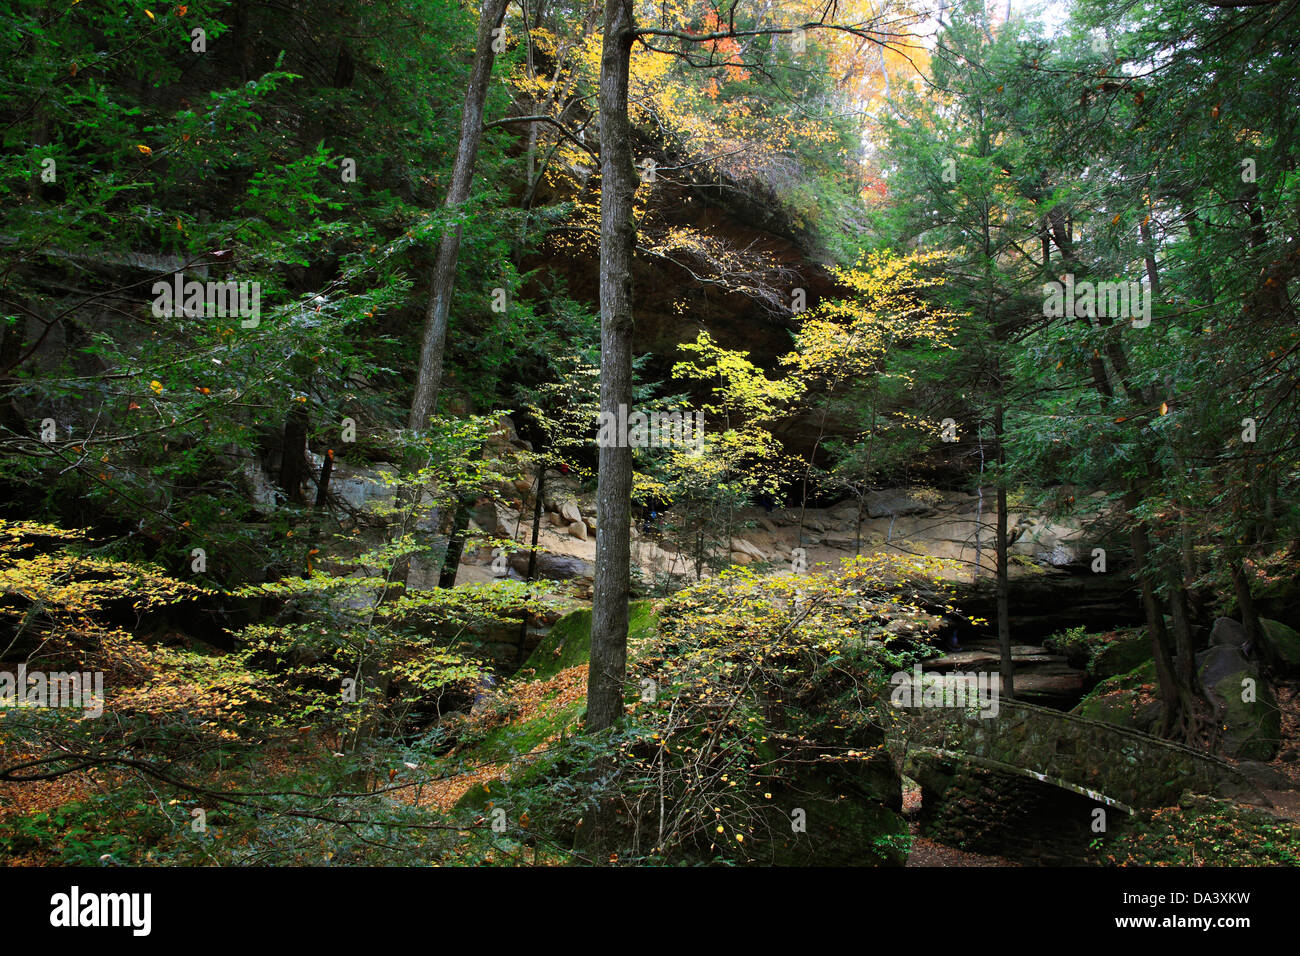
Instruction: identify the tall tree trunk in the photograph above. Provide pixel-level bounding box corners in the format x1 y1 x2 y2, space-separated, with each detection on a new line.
515 462 548 666
585 0 636 734
994 400 1015 698
279 403 309 504
1125 484 1183 736
1229 455 1265 658
407 0 510 430
1229 558 1265 658
438 498 473 588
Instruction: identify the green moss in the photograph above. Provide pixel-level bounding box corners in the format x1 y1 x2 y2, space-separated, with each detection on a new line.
1204 665 1280 761
1098 794 1300 866
1047 625 1150 678
1088 658 1156 696
1260 619 1300 671
1074 660 1160 729
1092 632 1151 678
520 600 658 680
451 601 659 811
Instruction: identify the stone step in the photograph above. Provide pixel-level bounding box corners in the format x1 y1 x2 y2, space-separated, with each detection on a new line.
1011 669 1087 696
923 650 1070 672
959 641 1051 656
898 667 1085 697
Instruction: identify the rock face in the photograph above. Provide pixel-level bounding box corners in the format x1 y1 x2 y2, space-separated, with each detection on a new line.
329 462 400 512
1196 643 1281 760
955 573 1144 644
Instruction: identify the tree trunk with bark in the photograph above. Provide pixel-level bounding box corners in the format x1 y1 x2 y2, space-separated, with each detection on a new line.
585 0 636 734
407 0 510 431
994 401 1015 699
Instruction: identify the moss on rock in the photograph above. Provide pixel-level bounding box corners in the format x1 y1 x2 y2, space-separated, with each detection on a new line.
1073 660 1163 732
1260 618 1300 673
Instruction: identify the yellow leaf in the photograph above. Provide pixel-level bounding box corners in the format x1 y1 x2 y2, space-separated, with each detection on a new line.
136 144 152 155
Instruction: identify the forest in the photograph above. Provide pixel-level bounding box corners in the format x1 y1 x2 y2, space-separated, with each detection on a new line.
0 0 1298 878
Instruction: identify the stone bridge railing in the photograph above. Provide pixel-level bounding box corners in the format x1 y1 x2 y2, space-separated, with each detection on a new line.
886 696 1267 810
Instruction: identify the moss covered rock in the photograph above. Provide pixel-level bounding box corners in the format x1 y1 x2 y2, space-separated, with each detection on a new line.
1092 631 1151 679
1197 644 1280 760
520 601 658 681
1073 660 1163 732
1260 618 1300 673
1046 626 1150 679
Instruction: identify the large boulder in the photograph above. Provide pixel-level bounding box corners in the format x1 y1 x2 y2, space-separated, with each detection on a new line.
470 500 501 534
1210 617 1249 648
827 500 860 521
541 472 582 515
758 751 906 866
1091 631 1152 679
1195 644 1280 760
1074 660 1163 733
730 537 766 561
865 490 936 519
1259 619 1300 673
507 550 594 582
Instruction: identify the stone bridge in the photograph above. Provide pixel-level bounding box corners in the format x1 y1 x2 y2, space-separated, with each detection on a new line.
883 696 1269 862
888 696 1267 812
